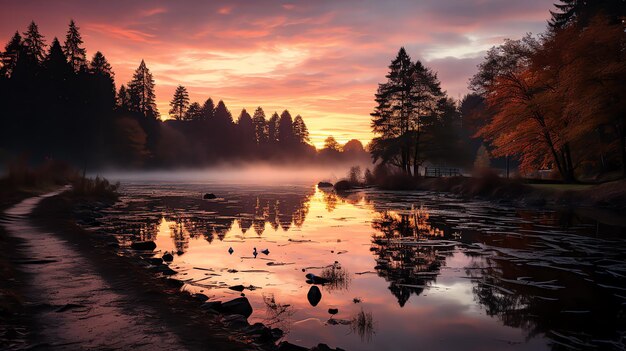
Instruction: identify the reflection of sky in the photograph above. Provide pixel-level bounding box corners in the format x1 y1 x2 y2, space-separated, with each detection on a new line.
148 187 549 350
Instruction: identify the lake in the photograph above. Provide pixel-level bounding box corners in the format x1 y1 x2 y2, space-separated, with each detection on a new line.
95 180 626 350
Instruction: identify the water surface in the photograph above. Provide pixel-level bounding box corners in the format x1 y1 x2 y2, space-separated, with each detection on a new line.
97 181 626 350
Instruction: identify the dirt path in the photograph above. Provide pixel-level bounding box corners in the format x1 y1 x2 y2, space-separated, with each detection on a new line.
1 189 186 350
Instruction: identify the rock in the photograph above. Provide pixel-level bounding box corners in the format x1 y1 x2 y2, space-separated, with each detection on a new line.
166 278 184 288
191 293 209 302
328 308 338 315
151 265 177 275
146 257 163 265
229 285 245 292
130 240 156 251
318 181 333 188
222 314 249 329
307 286 322 307
334 180 352 192
261 248 270 255
228 247 234 255
201 301 222 312
221 297 253 318
305 273 330 285
203 193 217 200
277 342 308 351
162 252 174 262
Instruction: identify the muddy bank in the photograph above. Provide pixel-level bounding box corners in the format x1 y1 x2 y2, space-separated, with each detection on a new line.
21 190 343 351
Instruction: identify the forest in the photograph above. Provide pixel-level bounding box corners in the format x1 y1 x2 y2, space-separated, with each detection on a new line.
0 21 368 169
370 0 625 183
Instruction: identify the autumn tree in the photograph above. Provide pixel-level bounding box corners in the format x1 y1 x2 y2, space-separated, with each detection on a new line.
169 85 189 120
128 60 158 119
63 20 86 72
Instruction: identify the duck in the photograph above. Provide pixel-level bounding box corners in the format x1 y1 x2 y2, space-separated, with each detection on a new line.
253 247 258 258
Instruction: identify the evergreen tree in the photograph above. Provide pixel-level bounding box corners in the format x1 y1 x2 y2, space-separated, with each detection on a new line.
323 136 341 151
278 110 295 144
128 60 158 119
201 97 215 121
169 85 189 120
63 20 87 72
1 31 22 77
237 108 255 145
252 106 267 144
213 100 233 126
292 114 310 143
90 51 115 99
549 0 625 28
22 21 46 63
184 102 203 121
267 112 280 143
117 85 131 110
43 38 71 78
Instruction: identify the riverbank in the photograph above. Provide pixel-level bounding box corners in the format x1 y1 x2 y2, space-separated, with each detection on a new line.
1 186 343 351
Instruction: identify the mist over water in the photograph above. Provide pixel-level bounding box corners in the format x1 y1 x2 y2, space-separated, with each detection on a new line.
94 163 363 185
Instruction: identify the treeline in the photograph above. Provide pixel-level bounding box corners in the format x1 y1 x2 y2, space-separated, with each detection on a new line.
0 21 368 168
370 0 625 183
465 0 625 182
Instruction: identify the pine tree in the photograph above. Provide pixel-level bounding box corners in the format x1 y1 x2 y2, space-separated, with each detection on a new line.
89 51 113 77
201 98 215 121
128 60 158 119
213 100 233 127
267 112 280 143
278 110 295 144
44 38 71 78
169 85 189 120
292 115 310 143
252 107 267 144
184 102 203 121
237 109 255 144
22 21 46 63
63 20 87 72
117 85 131 110
1 31 22 77
549 0 625 28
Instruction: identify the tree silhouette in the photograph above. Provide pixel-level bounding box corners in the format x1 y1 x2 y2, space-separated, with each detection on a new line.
324 136 341 152
201 97 215 121
549 0 625 28
22 21 46 63
128 60 158 119
293 114 310 144
1 32 23 77
252 106 267 144
117 85 131 110
267 112 280 144
63 20 86 72
278 110 295 144
169 85 189 120
185 102 203 121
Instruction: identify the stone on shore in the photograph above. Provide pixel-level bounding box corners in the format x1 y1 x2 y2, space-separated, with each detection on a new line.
130 241 157 251
221 297 253 318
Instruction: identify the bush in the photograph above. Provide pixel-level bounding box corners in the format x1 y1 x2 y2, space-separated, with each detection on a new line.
70 176 120 200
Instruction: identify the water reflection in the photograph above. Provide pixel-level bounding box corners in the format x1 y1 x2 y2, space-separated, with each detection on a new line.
100 184 626 350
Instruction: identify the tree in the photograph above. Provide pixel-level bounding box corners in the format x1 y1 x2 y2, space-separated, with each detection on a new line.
324 136 341 152
293 114 310 144
90 51 116 100
169 85 189 120
128 60 158 119
63 20 87 72
470 35 576 181
268 112 280 143
22 21 46 63
201 97 215 121
252 107 267 144
213 100 233 127
549 0 625 28
237 109 255 147
343 139 365 154
43 38 71 78
117 85 131 110
185 102 203 121
278 110 295 144
1 31 23 77
370 47 444 176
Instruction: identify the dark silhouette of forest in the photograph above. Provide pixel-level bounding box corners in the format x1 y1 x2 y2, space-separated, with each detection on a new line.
0 21 369 169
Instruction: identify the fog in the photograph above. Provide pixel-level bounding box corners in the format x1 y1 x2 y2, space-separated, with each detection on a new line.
94 163 365 186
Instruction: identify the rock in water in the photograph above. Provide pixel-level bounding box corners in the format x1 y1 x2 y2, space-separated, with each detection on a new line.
333 180 352 192
328 308 338 315
229 285 245 292
203 193 217 199
221 297 253 318
162 252 174 262
228 247 234 255
305 273 330 285
317 181 333 188
130 240 156 251
307 286 322 307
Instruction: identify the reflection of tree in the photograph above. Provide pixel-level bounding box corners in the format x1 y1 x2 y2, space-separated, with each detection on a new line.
324 192 338 212
320 263 351 292
263 293 294 334
370 207 450 307
350 308 375 342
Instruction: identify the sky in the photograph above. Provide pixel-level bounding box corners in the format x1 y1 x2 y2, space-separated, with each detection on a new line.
1 0 554 148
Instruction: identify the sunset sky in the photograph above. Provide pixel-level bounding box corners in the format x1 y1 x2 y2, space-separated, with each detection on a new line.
2 0 553 148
